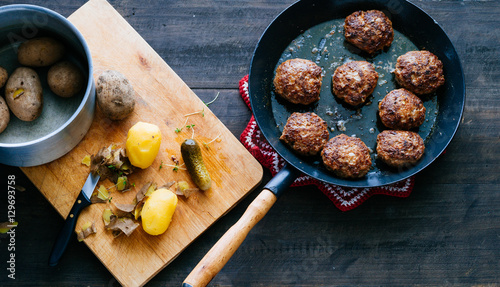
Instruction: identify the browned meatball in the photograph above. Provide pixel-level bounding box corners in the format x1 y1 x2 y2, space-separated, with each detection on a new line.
376 130 425 168
344 10 394 54
332 61 379 106
379 88 426 130
280 112 329 156
273 58 323 105
321 134 372 179
394 50 445 95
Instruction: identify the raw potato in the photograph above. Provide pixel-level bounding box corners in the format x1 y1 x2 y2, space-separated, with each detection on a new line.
96 70 135 120
47 61 85 97
141 188 178 236
5 67 43 121
17 37 65 67
0 66 8 88
0 97 10 134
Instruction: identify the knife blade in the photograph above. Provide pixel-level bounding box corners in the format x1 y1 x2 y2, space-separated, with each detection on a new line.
48 172 100 266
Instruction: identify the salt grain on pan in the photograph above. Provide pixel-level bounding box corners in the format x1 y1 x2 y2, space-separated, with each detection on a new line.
336 120 347 131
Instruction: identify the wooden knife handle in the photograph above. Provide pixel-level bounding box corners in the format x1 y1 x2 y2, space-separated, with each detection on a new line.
182 188 277 287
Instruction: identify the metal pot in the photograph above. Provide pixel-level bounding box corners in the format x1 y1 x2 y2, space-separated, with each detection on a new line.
0 4 95 167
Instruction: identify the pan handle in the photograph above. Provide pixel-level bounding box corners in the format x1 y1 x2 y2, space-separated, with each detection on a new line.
182 164 299 287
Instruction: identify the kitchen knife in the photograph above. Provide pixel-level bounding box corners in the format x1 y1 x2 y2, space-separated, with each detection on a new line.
48 172 100 266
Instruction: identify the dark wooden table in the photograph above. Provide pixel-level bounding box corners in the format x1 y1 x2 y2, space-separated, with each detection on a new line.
1 0 499 286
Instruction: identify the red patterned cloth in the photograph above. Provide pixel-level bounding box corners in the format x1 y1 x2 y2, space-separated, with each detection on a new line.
238 75 414 211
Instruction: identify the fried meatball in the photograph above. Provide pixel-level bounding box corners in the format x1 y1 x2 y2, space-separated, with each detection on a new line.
273 58 323 105
321 134 372 179
280 112 329 156
344 10 394 54
394 50 445 95
379 88 426 130
376 130 425 168
332 61 379 106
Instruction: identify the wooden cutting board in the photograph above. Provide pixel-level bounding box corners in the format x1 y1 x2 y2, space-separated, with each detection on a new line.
20 0 263 286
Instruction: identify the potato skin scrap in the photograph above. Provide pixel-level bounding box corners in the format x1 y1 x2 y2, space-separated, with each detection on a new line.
0 222 18 234
77 222 96 242
96 70 135 120
106 217 139 237
81 155 91 167
90 145 133 183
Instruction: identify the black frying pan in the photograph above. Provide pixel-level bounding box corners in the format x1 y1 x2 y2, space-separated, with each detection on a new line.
184 1 464 285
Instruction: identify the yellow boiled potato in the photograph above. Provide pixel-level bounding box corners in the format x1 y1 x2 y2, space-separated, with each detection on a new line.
141 188 178 235
126 122 161 169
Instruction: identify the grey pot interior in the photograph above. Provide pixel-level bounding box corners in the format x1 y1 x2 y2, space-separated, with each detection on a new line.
0 4 95 167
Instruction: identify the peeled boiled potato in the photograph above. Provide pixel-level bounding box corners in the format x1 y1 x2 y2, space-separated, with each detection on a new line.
126 122 161 169
141 188 178 235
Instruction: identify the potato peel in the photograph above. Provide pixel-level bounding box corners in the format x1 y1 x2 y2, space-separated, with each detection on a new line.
81 155 91 167
175 181 198 198
90 145 133 186
106 217 139 238
116 176 128 191
0 222 17 234
135 182 154 204
102 209 113 225
114 203 136 218
77 221 96 242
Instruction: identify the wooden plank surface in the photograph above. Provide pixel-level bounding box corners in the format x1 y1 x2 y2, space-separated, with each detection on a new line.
16 0 262 286
0 0 499 286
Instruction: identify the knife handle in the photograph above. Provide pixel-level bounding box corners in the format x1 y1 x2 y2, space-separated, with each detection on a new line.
48 191 91 266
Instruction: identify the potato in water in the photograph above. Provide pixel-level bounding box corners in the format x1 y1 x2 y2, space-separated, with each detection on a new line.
0 66 8 88
48 61 85 98
17 37 65 67
0 97 10 134
5 67 43 121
